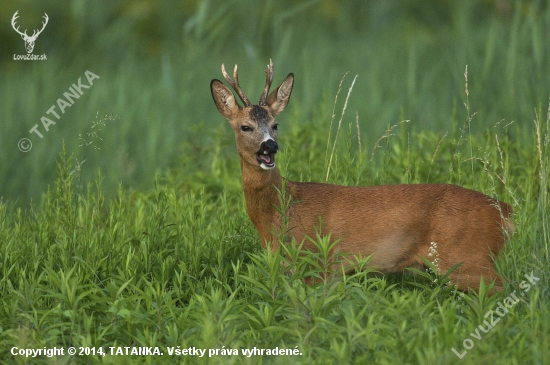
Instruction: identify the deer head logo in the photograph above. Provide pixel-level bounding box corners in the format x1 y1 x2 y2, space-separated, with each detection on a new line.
11 11 49 54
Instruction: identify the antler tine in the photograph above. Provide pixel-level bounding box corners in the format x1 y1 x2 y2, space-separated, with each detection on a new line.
11 11 27 36
31 13 49 38
259 59 274 106
40 13 49 30
221 63 251 107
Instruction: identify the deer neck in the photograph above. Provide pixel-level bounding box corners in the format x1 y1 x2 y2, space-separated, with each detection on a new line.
240 160 283 244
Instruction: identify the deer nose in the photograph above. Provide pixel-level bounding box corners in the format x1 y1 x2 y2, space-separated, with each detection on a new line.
260 139 278 154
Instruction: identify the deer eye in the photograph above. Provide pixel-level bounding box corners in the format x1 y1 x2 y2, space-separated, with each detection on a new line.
241 125 252 132
273 123 278 131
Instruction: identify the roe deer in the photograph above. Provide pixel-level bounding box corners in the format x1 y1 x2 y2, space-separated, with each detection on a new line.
210 59 514 292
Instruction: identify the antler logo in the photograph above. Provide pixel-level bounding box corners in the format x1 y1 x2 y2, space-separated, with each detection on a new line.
11 10 49 54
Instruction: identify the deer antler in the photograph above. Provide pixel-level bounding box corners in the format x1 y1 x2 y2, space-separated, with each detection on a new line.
221 63 252 107
259 59 274 106
11 11 27 37
32 13 49 39
11 11 48 39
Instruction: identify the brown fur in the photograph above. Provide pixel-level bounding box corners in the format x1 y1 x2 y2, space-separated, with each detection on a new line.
210 61 514 292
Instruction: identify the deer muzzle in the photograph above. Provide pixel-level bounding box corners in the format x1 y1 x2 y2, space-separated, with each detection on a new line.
256 139 278 170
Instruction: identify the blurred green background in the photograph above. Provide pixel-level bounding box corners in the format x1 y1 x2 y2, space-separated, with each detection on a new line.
0 0 548 205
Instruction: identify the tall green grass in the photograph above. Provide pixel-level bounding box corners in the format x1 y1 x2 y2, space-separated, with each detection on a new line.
0 74 548 363
1 1 549 364
1 0 549 204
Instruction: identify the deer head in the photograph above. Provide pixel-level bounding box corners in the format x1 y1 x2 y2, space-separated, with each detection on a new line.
12 11 49 54
210 59 294 170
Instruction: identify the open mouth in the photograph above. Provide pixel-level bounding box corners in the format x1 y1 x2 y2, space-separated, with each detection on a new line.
256 151 276 169
256 139 278 170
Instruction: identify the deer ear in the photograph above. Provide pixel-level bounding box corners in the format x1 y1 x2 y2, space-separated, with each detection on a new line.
211 79 240 119
267 73 293 117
